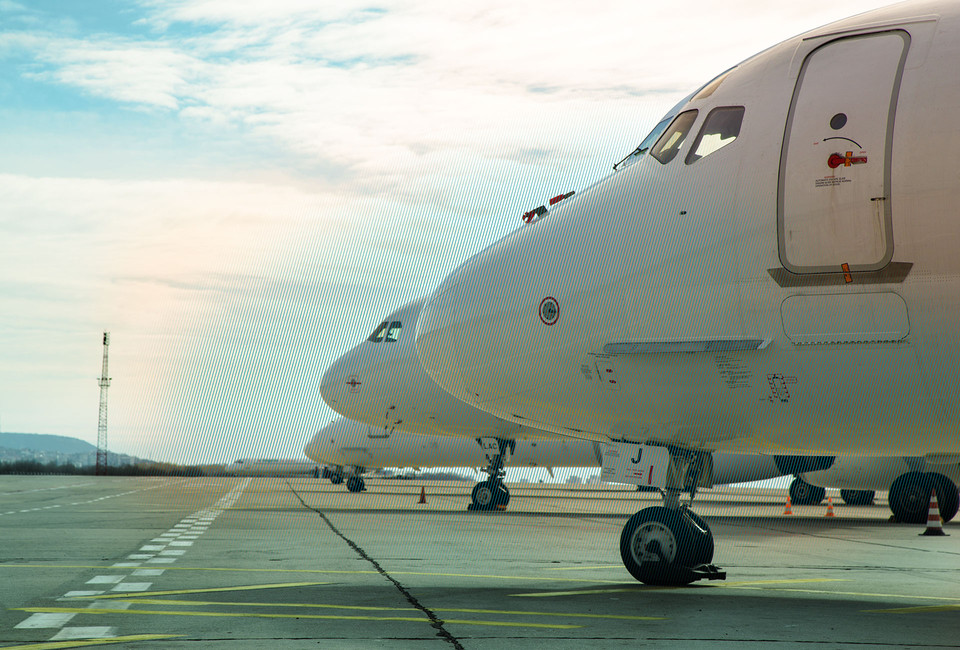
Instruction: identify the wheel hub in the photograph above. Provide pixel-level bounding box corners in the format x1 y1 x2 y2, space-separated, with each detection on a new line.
630 521 677 564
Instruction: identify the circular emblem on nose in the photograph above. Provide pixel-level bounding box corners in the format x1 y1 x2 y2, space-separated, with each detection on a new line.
346 376 361 393
539 297 559 325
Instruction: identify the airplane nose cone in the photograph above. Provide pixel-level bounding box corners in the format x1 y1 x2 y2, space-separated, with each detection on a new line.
320 351 358 417
416 241 532 408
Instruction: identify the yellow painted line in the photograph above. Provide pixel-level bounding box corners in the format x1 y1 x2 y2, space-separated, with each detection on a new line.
511 578 848 598
14 607 581 630
512 588 647 597
0 565 622 584
546 565 623 571
722 587 960 602
70 581 332 600
717 579 848 587
863 604 960 614
109 598 666 621
0 634 181 650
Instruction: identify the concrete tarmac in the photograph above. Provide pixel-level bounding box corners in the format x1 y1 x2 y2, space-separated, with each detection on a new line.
1 476 957 649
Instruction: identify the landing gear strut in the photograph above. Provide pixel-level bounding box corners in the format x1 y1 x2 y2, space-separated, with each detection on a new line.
619 447 725 586
468 438 514 510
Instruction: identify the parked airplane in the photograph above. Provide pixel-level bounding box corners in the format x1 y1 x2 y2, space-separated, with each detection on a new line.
322 295 958 523
411 1 960 584
223 458 320 477
304 416 788 498
320 297 789 506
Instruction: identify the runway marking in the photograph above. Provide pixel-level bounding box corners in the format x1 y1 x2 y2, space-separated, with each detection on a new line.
0 634 180 649
104 598 667 621
546 565 623 570
73 581 334 599
16 607 583 629
511 587 647 597
722 586 960 602
14 613 77 629
0 564 625 583
49 628 116 641
863 603 960 614
510 579 848 598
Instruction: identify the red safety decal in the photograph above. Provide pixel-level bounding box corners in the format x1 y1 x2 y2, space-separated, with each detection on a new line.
828 151 868 169
841 262 853 283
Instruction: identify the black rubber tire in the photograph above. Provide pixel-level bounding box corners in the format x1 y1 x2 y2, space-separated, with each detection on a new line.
790 477 826 505
471 481 510 509
620 507 713 586
928 473 959 523
840 489 875 506
346 476 365 493
889 472 932 523
330 474 344 485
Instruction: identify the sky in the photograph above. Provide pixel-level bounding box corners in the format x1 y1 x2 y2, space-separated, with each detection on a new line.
0 0 902 464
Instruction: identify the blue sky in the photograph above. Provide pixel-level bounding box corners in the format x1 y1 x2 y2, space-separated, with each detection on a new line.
0 0 898 464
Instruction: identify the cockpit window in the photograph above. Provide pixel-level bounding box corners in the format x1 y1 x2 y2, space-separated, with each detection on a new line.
367 322 388 342
650 110 698 164
613 116 673 170
385 321 401 342
685 106 744 164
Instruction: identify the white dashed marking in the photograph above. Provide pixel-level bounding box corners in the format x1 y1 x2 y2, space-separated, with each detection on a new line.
132 569 165 576
15 613 77 628
86 575 124 585
50 626 117 640
61 591 104 599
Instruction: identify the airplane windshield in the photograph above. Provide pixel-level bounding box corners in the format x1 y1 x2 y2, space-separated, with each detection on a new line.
612 116 673 170
367 322 389 342
686 106 744 164
650 110 698 164
386 321 401 342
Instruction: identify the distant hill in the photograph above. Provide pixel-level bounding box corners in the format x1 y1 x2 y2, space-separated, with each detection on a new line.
0 432 97 454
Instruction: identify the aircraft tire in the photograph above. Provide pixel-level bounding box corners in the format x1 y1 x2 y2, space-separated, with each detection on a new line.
330 474 344 485
789 477 826 505
889 472 932 523
471 481 509 509
620 507 713 586
928 473 959 523
346 476 365 493
840 489 875 506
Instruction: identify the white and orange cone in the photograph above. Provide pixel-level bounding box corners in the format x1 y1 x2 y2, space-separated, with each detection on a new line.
783 496 793 516
824 497 836 517
920 489 948 536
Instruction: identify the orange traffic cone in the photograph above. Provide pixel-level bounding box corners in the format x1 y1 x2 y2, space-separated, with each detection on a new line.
783 496 793 515
920 489 948 536
418 486 427 504
824 497 836 517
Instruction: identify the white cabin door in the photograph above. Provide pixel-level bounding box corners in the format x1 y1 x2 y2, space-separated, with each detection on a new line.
779 31 909 274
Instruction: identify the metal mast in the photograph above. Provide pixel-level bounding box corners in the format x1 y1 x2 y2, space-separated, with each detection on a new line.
95 332 111 475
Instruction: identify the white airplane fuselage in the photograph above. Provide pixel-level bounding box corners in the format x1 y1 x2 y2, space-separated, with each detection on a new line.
416 2 960 460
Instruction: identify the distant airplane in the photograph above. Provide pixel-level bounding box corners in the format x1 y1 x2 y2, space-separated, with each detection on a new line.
329 2 960 585
304 416 787 497
223 458 319 477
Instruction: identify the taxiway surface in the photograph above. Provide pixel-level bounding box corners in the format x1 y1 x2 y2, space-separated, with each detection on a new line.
1 476 957 649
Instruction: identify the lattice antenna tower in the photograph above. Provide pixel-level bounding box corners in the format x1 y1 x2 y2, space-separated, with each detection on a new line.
95 332 111 475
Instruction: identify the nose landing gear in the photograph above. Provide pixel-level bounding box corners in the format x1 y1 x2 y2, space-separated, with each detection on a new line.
468 438 514 510
618 447 725 586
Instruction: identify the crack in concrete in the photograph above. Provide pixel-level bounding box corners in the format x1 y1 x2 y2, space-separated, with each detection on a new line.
285 480 464 649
